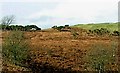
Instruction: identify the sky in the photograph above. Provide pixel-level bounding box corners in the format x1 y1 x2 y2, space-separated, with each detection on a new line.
0 0 119 29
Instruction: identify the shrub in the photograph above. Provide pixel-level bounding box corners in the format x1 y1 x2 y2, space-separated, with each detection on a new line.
83 42 117 72
2 31 30 67
25 25 41 31
65 25 69 27
52 26 57 29
100 28 110 34
71 32 79 39
112 31 120 36
89 28 110 36
56 26 65 31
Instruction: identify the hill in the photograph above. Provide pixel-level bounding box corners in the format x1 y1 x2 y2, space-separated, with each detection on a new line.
73 23 118 32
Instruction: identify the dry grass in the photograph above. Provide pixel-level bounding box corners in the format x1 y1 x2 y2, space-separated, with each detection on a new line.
1 28 119 72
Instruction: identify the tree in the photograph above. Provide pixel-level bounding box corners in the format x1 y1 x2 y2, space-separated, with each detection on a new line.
1 15 15 25
24 25 41 31
0 15 15 30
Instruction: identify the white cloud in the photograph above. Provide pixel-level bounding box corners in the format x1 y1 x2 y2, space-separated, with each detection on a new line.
1 0 119 28
27 0 119 27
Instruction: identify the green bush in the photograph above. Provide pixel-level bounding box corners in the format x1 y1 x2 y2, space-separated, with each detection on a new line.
100 28 110 34
52 26 57 29
88 28 110 36
56 26 65 31
112 31 120 36
2 31 30 67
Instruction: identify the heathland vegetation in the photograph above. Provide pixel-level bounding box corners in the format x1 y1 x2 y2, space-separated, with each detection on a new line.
1 15 119 72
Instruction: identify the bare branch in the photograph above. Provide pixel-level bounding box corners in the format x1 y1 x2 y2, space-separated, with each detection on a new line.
1 15 15 25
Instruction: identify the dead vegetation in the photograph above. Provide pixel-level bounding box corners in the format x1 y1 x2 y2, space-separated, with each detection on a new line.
1 27 119 72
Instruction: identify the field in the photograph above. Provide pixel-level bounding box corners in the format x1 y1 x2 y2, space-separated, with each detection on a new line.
73 23 118 32
1 24 120 73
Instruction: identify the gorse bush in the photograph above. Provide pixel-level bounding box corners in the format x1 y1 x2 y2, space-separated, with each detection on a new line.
2 31 30 67
112 31 120 36
52 25 70 31
89 28 110 36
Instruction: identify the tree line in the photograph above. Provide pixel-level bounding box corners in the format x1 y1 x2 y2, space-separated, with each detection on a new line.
0 15 41 31
0 24 41 31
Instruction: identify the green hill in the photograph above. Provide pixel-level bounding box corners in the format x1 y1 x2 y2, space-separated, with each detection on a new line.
73 23 119 32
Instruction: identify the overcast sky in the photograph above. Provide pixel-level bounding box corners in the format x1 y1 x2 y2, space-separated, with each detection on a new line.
0 0 119 29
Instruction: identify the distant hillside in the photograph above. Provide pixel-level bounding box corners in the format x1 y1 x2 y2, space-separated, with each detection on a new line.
73 23 118 32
